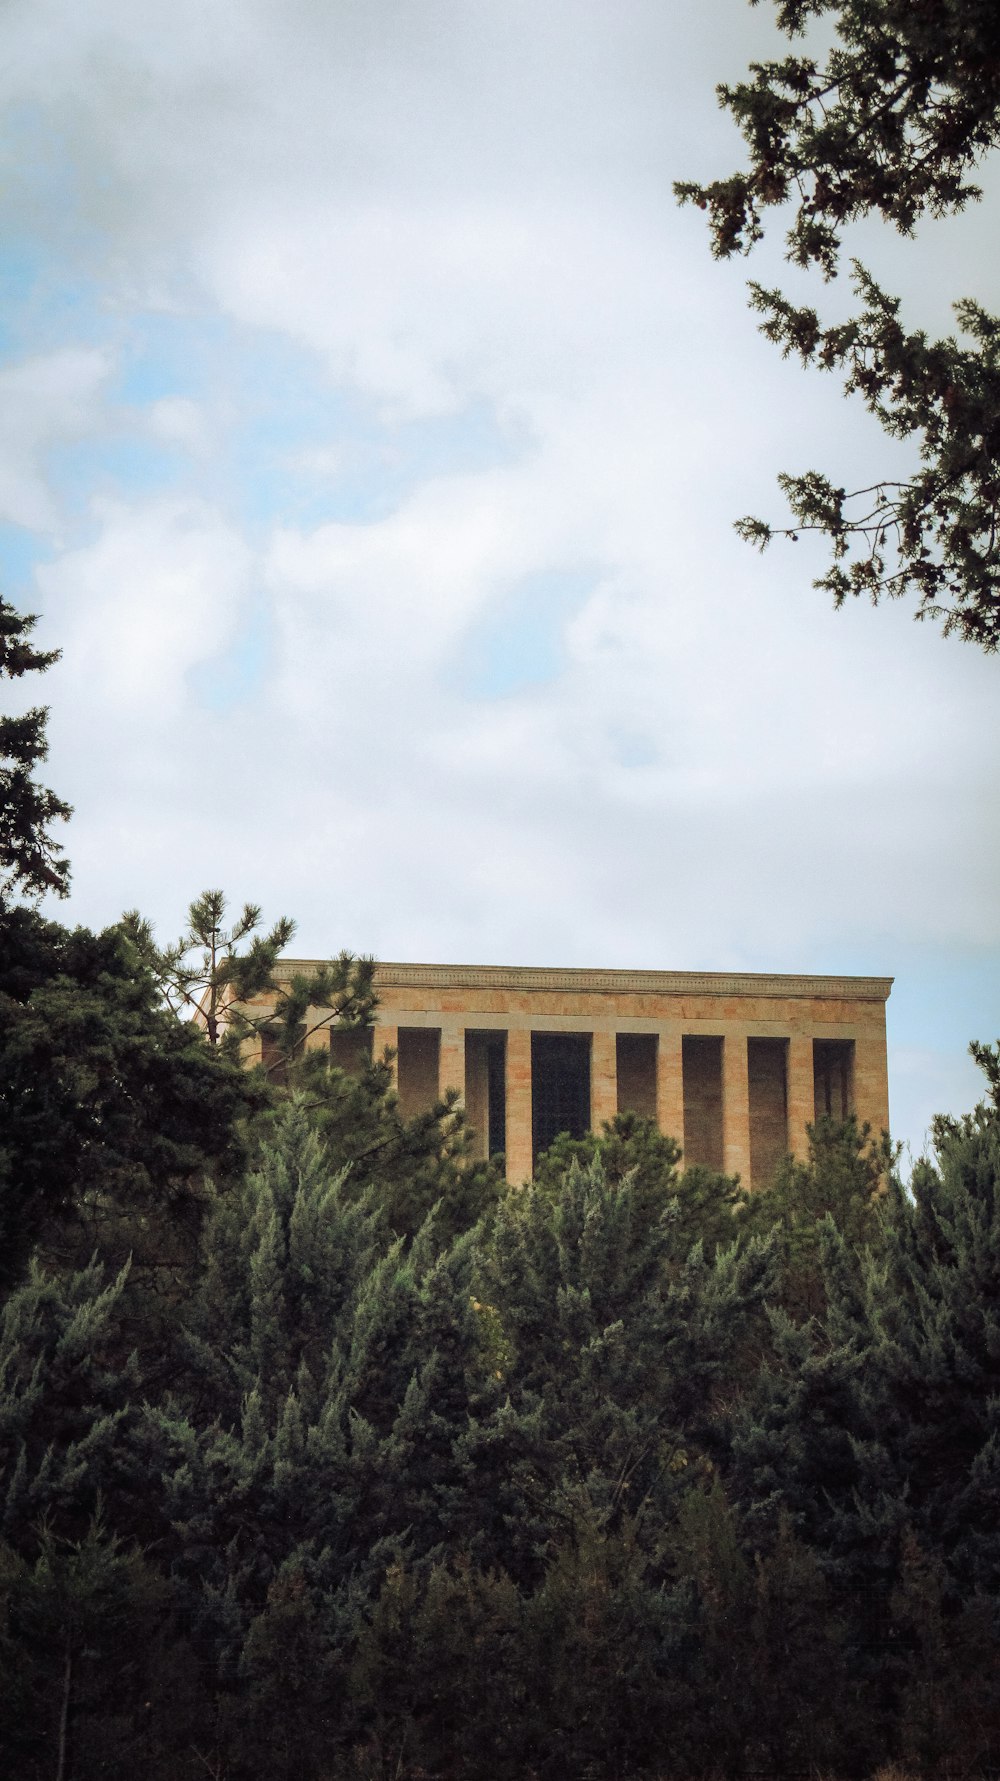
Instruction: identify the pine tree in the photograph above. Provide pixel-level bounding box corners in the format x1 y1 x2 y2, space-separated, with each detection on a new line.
122 888 376 1065
283 1034 503 1244
0 597 70 907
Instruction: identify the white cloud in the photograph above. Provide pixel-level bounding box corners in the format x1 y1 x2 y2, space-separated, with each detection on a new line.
1 0 998 1156
38 495 253 724
0 348 109 531
145 396 212 457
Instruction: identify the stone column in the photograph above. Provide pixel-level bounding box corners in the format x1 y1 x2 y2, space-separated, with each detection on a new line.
854 1031 890 1137
590 1029 618 1133
439 1021 466 1104
656 1030 685 1157
373 1021 399 1089
786 1034 813 1163
505 1026 533 1185
722 1029 752 1185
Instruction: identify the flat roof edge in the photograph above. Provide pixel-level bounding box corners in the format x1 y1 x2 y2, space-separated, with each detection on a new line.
273 960 893 1002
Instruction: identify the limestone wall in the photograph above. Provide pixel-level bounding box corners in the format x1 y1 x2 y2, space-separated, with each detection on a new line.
243 962 892 1189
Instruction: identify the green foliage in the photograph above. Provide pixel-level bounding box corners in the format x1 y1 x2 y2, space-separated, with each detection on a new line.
866 1068 1000 1596
888 1531 1000 1779
676 0 1000 273
0 1516 180 1781
669 1483 852 1776
469 1155 776 1587
283 1037 503 1245
122 888 377 1070
350 1555 526 1780
133 1102 494 1774
0 1260 212 1779
722 1047 1000 1773
122 889 294 1047
739 273 1000 647
532 1110 747 1259
121 881 497 1247
0 597 71 905
0 1256 137 1547
741 1112 891 1319
0 907 260 1298
676 0 1000 646
4 878 1000 1778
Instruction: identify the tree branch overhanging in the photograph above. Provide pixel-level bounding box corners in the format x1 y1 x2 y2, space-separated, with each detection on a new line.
675 0 1000 648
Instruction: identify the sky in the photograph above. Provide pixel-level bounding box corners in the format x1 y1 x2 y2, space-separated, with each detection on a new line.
2 0 998 1167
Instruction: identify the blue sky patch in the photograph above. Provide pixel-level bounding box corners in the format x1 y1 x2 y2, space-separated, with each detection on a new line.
455 565 598 698
48 434 186 512
0 526 53 596
188 598 274 713
609 728 659 769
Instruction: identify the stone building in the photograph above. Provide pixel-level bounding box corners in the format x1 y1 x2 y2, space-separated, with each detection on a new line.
249 960 892 1190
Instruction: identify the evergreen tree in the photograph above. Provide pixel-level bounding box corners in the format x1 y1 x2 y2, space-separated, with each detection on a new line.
468 1155 776 1587
0 596 70 907
0 908 261 1299
721 1047 1000 1775
0 1516 180 1781
0 1255 206 1780
350 1552 527 1780
888 1530 1000 1779
740 1112 891 1320
122 887 376 1064
866 1055 1000 1598
677 0 1000 647
0 1254 137 1550
143 1102 490 1780
663 1482 852 1777
282 1036 503 1245
532 1110 747 1260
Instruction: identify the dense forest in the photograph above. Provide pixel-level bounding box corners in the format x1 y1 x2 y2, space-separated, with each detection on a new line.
3 597 1000 1778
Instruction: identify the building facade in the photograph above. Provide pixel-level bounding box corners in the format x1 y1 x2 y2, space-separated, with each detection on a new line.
248 960 892 1189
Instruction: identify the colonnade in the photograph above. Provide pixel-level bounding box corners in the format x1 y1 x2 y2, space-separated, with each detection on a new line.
258 963 892 1191
367 1018 883 1188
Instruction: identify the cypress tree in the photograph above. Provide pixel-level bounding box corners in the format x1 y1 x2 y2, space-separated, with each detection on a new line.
146 1101 489 1779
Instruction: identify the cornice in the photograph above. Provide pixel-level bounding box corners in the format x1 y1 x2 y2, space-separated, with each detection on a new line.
272 960 893 1002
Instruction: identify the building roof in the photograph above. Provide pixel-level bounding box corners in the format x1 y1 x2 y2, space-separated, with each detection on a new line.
272 960 893 1002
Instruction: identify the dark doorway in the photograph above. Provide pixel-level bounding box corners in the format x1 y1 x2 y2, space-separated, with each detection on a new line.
329 1025 374 1075
396 1027 440 1118
260 1025 304 1086
682 1035 724 1171
464 1031 507 1160
814 1039 854 1121
617 1033 657 1120
532 1033 590 1166
486 1035 506 1158
748 1037 788 1187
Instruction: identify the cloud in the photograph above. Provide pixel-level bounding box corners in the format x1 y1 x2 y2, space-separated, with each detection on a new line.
1 0 998 1159
145 396 212 457
38 495 253 725
0 348 109 531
